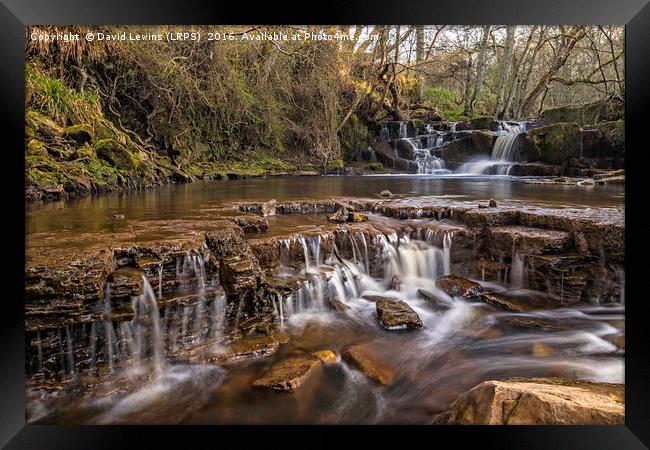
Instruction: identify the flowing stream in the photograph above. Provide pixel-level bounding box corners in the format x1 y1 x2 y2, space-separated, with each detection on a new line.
25 177 624 425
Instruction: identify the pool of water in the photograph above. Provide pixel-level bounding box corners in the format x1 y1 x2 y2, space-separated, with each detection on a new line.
26 175 624 235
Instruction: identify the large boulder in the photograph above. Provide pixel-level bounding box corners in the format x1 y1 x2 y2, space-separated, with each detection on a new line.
538 97 624 127
581 120 625 160
95 139 140 170
433 136 492 169
456 116 499 131
432 378 624 425
395 139 417 160
370 142 418 172
522 123 581 166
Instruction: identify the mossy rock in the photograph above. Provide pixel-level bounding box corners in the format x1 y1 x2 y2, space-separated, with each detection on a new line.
368 162 385 172
325 159 344 171
74 143 96 160
25 111 63 138
26 139 48 157
64 124 93 144
523 123 581 166
95 139 140 170
540 98 623 126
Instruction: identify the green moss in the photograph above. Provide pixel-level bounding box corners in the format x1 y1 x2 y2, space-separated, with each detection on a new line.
368 162 385 172
64 124 93 144
26 139 48 157
95 139 140 170
524 122 581 166
325 159 344 170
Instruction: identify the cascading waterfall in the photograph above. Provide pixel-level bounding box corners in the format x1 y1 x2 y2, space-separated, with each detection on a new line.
455 121 526 175
399 122 408 139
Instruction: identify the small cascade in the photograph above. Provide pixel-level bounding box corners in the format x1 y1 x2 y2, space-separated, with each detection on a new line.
490 121 527 171
132 276 164 376
399 122 408 139
103 283 116 372
510 237 525 289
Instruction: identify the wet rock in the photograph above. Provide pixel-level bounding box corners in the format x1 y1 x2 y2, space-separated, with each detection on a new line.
327 296 350 312
106 266 144 298
313 350 338 363
395 139 416 160
252 355 321 392
578 178 595 186
504 317 568 331
207 332 281 365
508 162 563 177
595 175 624 185
389 275 402 291
261 199 277 216
489 199 497 208
205 221 270 317
328 208 348 223
479 293 523 313
380 190 393 197
487 226 571 255
342 344 397 385
348 212 368 222
112 214 125 220
376 298 423 330
593 169 624 180
432 378 624 424
370 142 419 172
435 275 484 298
294 170 319 176
417 289 451 310
532 342 553 358
228 214 269 232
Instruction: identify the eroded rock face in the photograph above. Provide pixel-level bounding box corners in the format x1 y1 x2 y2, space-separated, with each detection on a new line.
252 355 321 392
205 221 271 318
376 298 423 329
432 378 624 425
342 343 397 385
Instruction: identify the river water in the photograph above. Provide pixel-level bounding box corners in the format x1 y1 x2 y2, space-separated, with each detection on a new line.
25 175 625 425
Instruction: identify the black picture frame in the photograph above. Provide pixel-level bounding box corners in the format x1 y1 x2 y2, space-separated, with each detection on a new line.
2 0 648 447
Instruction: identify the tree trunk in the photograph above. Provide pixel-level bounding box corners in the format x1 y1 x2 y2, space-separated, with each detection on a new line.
469 25 490 116
495 25 515 119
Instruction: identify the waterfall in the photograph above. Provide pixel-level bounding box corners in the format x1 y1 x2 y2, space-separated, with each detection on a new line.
132 276 164 376
103 283 115 372
399 122 407 139
491 121 526 164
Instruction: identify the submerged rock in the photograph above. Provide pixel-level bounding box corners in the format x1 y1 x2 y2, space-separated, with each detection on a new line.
417 289 451 310
252 355 321 392
207 332 282 365
376 298 423 330
342 344 397 385
432 378 624 424
480 293 523 313
313 350 338 363
435 275 484 298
